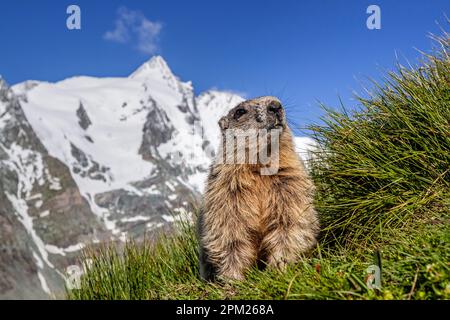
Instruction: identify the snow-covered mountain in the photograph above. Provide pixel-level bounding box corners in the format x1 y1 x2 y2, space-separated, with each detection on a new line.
0 56 315 299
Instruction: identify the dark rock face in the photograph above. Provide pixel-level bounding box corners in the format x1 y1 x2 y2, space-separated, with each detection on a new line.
76 102 92 130
70 143 110 182
139 97 175 160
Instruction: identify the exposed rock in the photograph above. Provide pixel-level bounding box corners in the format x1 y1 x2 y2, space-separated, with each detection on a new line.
139 97 175 160
76 102 92 130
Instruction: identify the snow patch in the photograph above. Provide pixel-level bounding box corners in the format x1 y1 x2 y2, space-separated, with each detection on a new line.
48 176 62 191
294 136 317 163
32 251 44 269
120 215 151 223
143 185 160 195
39 210 50 218
37 272 51 295
45 243 85 256
26 193 42 201
168 194 177 201
146 221 164 231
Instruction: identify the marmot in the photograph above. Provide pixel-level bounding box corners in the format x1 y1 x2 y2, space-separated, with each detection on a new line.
197 96 319 281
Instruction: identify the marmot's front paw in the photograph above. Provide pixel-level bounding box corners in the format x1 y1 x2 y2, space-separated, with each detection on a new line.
218 270 246 282
267 254 288 271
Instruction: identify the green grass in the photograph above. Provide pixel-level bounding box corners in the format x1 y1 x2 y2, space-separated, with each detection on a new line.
68 32 450 300
68 216 449 300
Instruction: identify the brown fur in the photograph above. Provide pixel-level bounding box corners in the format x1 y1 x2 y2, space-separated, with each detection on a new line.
197 96 319 281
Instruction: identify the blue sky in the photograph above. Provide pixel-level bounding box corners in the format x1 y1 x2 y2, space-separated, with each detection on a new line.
0 0 448 133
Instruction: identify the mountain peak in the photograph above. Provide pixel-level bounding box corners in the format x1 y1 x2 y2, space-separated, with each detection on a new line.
0 76 13 102
0 75 7 89
129 55 173 79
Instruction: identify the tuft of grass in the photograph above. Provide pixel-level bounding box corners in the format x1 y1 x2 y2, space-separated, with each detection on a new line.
309 33 450 245
68 32 450 300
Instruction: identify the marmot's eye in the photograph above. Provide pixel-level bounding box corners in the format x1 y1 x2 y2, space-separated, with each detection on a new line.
268 104 282 114
234 108 247 120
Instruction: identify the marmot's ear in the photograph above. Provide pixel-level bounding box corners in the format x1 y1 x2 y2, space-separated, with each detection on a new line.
218 117 229 130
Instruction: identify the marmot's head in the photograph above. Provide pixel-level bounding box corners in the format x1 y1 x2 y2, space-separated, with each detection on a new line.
218 96 286 132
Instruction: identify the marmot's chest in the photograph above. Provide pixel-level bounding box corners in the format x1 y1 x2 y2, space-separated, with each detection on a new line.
229 169 279 217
